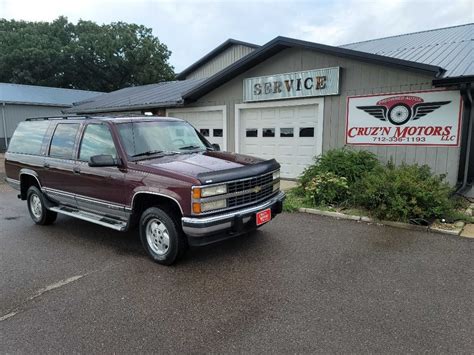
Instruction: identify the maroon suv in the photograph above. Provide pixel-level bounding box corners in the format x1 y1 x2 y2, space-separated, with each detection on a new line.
4 116 285 265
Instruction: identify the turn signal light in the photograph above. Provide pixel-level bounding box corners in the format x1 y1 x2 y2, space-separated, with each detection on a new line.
192 202 201 214
192 188 201 199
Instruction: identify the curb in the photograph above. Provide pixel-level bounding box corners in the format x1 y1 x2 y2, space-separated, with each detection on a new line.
298 207 464 236
299 208 361 221
429 227 463 236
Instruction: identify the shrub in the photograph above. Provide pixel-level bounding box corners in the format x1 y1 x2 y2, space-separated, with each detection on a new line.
300 148 380 190
292 148 460 223
352 163 455 222
283 188 313 212
305 172 349 206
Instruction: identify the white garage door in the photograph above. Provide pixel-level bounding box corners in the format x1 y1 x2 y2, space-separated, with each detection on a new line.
167 107 225 149
239 103 321 179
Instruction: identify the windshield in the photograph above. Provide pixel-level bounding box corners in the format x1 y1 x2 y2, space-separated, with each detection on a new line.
117 120 209 158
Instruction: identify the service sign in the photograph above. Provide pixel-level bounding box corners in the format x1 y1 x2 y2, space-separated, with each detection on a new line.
346 90 463 146
243 67 340 102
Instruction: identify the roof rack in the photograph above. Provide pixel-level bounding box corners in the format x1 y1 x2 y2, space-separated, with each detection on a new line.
25 115 93 121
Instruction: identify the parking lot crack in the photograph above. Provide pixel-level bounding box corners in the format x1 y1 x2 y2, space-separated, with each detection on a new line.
0 274 86 322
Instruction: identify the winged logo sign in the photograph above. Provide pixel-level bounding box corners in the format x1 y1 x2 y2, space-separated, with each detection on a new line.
346 90 462 146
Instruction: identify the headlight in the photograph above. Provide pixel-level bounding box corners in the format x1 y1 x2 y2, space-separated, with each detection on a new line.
201 199 227 212
201 184 227 197
273 170 280 180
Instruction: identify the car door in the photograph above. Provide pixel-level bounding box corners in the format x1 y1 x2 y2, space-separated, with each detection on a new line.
41 122 81 208
74 123 127 219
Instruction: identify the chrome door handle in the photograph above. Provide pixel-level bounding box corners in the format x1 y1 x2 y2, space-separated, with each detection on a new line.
73 167 81 175
43 162 50 169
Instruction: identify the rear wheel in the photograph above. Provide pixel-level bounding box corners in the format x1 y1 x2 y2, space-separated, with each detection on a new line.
26 186 57 225
139 207 187 265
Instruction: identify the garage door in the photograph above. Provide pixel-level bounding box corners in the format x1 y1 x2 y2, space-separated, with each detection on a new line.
167 108 225 149
239 104 320 179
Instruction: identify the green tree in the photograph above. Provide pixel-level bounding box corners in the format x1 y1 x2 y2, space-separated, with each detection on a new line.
0 17 175 91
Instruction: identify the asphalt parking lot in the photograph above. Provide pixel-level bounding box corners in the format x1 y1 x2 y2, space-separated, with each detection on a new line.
0 185 473 353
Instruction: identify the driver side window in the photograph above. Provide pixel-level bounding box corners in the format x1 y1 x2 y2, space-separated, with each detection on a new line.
79 124 117 162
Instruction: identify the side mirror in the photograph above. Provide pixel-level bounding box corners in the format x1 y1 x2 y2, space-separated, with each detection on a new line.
88 154 118 167
211 143 221 151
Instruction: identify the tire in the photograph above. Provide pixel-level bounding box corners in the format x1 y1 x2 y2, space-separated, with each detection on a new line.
388 103 411 125
26 186 57 225
139 207 187 265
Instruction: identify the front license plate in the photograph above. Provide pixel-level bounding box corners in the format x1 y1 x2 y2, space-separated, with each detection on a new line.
256 208 272 226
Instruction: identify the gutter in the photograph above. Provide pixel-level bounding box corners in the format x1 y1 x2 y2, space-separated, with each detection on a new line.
1 102 8 149
433 77 474 194
433 75 474 86
457 83 474 193
1 101 73 108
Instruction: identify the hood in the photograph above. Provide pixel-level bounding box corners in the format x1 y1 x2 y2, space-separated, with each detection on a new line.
134 151 264 179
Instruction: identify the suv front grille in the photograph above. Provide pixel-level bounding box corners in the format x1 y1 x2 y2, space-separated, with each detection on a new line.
227 183 274 208
227 172 274 194
193 170 280 215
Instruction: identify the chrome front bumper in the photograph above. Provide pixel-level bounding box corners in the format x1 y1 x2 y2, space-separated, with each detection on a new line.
182 191 285 244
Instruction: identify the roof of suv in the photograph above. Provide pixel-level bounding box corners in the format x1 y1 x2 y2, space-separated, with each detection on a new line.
99 116 184 123
26 115 185 123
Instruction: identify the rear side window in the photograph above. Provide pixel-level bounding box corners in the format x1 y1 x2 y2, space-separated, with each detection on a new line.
49 123 80 159
8 121 50 155
79 124 117 162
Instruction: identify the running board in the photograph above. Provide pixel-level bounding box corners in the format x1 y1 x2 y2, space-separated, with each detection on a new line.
49 206 127 231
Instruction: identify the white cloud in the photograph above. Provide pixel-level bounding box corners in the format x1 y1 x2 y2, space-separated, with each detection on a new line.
291 0 473 46
1 0 472 71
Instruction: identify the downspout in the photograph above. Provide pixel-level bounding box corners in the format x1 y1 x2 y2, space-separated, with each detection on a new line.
1 102 8 150
457 83 473 193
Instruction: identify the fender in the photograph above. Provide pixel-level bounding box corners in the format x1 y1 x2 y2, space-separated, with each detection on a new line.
18 169 43 200
130 188 184 215
19 168 42 188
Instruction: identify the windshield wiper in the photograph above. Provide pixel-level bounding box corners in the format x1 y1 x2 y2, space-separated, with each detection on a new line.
131 150 179 158
131 150 164 157
179 145 203 151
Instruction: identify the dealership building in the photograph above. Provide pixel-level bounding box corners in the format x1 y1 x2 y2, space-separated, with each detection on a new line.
0 83 102 151
68 24 473 189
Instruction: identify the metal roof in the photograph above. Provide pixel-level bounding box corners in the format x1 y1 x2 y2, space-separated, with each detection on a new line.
0 83 103 107
183 36 444 102
341 23 474 78
175 39 259 80
69 25 473 114
66 79 206 114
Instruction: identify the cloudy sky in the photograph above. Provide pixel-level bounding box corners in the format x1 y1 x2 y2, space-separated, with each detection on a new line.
1 0 472 72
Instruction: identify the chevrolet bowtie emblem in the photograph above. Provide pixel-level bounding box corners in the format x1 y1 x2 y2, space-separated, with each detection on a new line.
253 186 262 193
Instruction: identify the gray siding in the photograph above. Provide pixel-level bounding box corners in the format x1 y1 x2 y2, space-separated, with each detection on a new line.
185 45 256 80
0 104 65 150
186 47 461 184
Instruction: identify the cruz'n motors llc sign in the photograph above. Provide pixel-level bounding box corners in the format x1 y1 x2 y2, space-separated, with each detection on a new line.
346 90 463 146
243 67 340 102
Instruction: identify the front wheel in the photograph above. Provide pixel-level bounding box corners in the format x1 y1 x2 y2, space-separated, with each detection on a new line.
139 207 187 265
27 186 57 225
